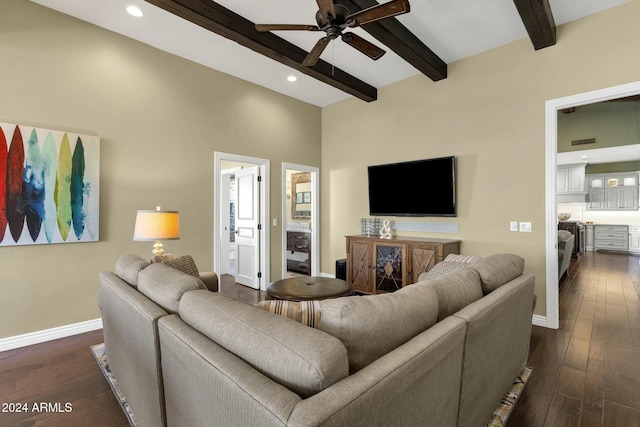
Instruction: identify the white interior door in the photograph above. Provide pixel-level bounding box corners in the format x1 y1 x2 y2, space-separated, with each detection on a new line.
219 173 231 275
235 166 260 289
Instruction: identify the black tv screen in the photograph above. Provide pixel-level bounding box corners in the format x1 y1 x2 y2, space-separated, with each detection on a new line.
368 156 456 217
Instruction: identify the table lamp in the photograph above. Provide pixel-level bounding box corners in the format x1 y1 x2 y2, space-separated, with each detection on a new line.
133 206 180 258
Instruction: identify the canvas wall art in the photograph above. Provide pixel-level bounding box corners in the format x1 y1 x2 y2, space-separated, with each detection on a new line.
0 123 99 246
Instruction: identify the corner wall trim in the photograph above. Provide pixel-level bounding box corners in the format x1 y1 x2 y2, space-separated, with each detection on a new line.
0 318 103 352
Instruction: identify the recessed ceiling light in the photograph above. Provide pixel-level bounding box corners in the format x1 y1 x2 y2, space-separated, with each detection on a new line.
127 5 143 17
287 75 297 82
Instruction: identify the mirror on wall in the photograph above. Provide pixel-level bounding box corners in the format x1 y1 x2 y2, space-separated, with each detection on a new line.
291 172 312 219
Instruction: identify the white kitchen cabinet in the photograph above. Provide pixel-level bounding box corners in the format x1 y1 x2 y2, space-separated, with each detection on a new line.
629 226 640 253
585 224 594 251
594 225 629 251
587 172 639 211
557 164 586 193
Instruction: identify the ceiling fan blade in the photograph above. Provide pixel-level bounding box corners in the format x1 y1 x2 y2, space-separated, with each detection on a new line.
255 24 321 32
346 0 410 27
302 37 331 66
341 33 386 60
316 0 337 19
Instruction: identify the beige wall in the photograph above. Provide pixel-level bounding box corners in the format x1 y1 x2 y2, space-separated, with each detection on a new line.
321 1 640 318
0 0 321 339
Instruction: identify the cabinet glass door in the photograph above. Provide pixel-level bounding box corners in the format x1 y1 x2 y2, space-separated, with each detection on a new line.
374 242 405 293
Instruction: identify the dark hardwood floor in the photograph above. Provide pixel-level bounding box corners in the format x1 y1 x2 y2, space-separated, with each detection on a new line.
1 255 639 426
510 251 640 426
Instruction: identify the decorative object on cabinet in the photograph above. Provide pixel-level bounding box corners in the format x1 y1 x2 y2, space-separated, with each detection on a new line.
0 122 100 246
360 218 381 237
345 235 460 294
557 213 571 220
379 219 392 239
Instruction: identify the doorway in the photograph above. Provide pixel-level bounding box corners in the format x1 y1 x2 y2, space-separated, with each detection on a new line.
545 81 640 329
214 152 270 290
282 163 320 278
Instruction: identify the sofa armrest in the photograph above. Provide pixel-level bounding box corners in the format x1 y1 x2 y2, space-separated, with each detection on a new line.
199 272 219 292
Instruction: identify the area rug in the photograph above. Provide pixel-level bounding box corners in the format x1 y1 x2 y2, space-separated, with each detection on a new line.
90 343 139 427
91 341 530 427
486 366 533 427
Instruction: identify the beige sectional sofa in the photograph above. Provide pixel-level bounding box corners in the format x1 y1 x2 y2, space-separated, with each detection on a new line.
98 253 535 427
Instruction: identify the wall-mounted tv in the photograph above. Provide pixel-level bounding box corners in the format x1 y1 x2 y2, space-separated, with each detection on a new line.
368 156 456 217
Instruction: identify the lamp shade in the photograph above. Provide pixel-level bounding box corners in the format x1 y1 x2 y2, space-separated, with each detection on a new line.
133 209 180 241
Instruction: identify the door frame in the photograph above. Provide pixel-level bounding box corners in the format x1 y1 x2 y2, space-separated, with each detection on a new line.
214 152 270 291
281 163 320 278
544 80 640 329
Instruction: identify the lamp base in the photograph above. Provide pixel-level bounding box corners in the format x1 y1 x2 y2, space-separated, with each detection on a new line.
152 241 165 257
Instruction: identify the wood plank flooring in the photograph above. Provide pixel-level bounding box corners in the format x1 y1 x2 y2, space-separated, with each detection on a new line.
509 251 640 426
1 253 639 426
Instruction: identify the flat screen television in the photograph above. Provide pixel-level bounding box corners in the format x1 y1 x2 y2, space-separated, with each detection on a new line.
368 156 456 217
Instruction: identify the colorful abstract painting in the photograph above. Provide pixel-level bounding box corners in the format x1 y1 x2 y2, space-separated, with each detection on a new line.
0 123 99 246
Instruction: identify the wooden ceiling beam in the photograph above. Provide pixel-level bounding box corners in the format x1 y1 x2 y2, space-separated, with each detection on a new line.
513 0 556 50
144 0 378 102
341 0 447 81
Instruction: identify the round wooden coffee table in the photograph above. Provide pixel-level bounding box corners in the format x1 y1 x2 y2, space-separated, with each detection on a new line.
267 276 354 301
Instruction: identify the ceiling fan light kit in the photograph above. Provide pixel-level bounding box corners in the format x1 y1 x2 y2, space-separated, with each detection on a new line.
256 0 411 67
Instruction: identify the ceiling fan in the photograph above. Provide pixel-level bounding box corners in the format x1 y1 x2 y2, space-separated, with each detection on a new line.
255 0 410 66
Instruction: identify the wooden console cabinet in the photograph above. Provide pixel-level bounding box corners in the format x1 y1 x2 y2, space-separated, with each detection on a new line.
345 235 461 294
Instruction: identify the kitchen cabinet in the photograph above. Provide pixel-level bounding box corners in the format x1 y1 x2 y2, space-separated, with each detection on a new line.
557 164 586 193
558 221 583 258
585 224 594 251
587 173 639 211
629 226 640 253
345 235 460 294
594 225 629 251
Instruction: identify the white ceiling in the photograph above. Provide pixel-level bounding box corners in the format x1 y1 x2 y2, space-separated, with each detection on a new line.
31 0 629 107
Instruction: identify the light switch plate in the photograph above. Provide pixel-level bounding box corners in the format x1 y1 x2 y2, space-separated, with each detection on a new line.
510 221 518 232
519 222 532 232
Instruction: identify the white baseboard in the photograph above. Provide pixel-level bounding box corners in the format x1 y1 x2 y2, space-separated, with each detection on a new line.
532 314 549 328
0 318 103 352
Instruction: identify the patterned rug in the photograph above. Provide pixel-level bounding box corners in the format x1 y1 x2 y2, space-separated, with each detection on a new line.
91 342 530 427
487 366 533 426
90 343 139 427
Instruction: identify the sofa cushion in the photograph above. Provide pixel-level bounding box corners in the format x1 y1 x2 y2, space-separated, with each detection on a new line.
138 263 207 314
468 254 525 294
317 284 439 373
115 254 150 287
255 300 321 328
179 291 348 398
418 267 483 321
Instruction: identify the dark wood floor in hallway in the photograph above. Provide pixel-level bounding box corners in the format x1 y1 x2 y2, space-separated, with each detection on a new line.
1 252 639 426
509 251 640 426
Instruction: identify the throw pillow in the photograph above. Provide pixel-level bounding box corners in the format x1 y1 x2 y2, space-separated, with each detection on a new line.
256 300 321 328
444 254 482 264
160 255 200 278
